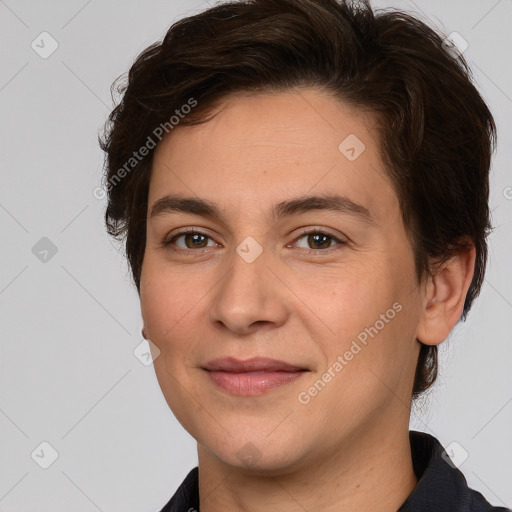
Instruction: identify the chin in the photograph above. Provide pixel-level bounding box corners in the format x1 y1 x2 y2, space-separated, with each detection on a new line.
199 432 312 477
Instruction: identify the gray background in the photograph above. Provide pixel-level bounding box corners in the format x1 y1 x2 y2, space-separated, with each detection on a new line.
0 0 510 510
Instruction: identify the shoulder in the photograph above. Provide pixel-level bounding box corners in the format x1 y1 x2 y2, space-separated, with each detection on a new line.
399 431 509 512
158 467 199 512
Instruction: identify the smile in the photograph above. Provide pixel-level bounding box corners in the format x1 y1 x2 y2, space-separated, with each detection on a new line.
205 369 307 396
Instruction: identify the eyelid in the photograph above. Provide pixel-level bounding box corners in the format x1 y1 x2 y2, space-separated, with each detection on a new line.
291 227 346 243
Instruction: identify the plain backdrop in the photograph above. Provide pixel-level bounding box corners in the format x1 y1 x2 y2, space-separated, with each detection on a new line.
0 0 511 511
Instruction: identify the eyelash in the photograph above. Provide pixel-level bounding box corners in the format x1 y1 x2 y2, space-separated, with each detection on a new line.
162 227 347 256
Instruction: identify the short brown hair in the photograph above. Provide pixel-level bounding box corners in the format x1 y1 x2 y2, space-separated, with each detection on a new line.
99 0 496 398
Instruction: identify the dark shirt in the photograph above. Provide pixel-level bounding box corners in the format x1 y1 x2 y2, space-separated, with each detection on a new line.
159 431 509 512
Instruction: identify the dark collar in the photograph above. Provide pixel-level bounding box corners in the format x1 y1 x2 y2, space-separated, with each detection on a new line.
398 431 508 511
160 431 508 512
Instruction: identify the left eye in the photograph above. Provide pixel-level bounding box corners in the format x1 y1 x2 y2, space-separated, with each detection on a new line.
293 231 345 251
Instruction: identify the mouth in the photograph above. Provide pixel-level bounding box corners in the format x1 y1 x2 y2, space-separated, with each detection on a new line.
203 356 307 373
202 357 309 396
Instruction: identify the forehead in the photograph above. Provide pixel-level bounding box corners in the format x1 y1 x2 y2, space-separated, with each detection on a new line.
149 89 395 221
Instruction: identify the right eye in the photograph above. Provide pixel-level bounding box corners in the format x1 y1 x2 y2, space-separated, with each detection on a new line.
163 229 219 252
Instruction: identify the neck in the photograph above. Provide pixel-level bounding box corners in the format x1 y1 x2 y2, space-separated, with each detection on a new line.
197 421 418 512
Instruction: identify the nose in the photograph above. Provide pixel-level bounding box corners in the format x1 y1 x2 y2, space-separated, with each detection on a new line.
208 241 289 336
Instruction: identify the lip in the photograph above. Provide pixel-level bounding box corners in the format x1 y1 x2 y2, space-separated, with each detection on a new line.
202 357 308 396
203 357 306 372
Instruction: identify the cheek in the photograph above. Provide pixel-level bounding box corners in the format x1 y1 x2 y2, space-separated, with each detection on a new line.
315 266 397 339
315 256 417 376
139 257 220 378
139 261 205 418
140 260 194 348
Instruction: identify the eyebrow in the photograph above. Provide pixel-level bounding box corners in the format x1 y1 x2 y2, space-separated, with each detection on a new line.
149 193 375 225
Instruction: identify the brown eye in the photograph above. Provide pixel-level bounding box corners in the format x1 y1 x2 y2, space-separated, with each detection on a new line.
307 233 332 250
294 231 343 251
165 230 216 250
182 232 209 249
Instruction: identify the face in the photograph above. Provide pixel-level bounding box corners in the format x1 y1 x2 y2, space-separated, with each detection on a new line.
140 89 425 473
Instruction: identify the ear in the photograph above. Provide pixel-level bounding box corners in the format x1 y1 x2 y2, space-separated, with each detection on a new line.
416 241 476 346
142 326 148 340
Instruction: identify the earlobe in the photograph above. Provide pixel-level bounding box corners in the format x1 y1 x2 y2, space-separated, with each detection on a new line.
142 326 148 339
416 243 476 346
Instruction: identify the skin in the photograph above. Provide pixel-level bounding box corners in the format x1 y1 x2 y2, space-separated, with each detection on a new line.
139 88 476 512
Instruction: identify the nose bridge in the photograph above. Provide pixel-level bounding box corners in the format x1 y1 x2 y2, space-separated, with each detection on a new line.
209 235 288 333
222 234 269 303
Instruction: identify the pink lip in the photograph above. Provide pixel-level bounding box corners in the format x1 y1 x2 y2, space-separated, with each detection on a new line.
203 357 305 372
203 357 308 396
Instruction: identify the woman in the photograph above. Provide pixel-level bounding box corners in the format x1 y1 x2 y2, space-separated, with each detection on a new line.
99 0 507 510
